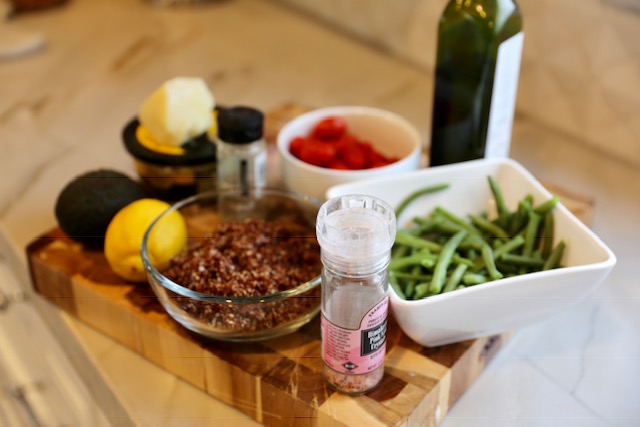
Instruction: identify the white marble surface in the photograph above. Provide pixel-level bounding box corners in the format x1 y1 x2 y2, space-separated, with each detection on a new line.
0 0 638 426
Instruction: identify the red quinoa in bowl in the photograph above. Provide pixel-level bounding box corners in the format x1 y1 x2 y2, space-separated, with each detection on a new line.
164 217 321 332
141 188 323 341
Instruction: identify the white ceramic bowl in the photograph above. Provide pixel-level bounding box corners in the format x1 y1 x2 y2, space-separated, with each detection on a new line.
327 158 616 347
277 106 422 201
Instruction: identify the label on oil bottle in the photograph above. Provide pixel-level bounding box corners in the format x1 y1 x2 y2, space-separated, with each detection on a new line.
485 31 524 159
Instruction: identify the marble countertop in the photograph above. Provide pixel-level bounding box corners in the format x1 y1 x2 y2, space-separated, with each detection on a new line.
0 0 638 425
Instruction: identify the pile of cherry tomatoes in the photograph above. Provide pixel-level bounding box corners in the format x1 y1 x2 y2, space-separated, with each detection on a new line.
288 116 400 170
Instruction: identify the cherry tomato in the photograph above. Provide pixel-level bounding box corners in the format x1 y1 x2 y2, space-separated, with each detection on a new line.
340 143 367 169
356 142 374 167
298 140 336 167
289 136 306 159
366 150 385 166
369 158 392 168
328 133 354 155
327 159 350 170
290 117 397 170
311 117 347 141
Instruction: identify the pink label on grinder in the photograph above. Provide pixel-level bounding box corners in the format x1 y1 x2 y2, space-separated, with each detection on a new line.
321 296 388 375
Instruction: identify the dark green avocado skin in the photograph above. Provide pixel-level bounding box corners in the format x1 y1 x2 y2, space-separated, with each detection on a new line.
54 169 149 247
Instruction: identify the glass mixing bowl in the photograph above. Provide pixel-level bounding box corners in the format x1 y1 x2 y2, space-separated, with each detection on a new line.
141 187 322 341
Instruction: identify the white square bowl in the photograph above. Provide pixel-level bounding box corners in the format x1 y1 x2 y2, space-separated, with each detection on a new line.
326 158 616 347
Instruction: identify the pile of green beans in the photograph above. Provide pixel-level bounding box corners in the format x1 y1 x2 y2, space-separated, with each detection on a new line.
390 177 566 300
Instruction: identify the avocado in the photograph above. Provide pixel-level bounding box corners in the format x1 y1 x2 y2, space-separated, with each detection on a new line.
55 169 148 247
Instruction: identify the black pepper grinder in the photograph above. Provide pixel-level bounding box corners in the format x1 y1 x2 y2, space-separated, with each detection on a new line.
216 106 267 195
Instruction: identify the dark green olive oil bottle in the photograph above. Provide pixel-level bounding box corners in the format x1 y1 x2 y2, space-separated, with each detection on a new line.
429 0 523 166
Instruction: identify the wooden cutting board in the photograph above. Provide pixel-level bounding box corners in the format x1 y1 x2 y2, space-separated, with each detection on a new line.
26 104 594 427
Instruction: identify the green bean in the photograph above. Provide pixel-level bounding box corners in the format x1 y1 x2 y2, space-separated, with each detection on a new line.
488 176 510 228
392 244 410 260
413 216 466 236
543 240 566 270
420 257 436 269
470 256 486 273
442 263 469 294
469 215 510 241
481 244 504 280
429 230 467 294
495 261 520 275
395 231 441 252
389 271 433 282
389 249 433 270
493 235 525 259
541 212 555 259
410 216 444 234
432 219 468 235
389 272 405 299
396 230 472 266
510 199 531 235
460 233 487 251
404 281 416 299
500 253 545 268
465 248 479 260
395 183 450 218
413 283 431 299
523 211 542 257
452 255 474 267
434 207 481 235
526 250 543 262
462 273 488 285
405 265 422 298
396 264 421 299
534 196 560 215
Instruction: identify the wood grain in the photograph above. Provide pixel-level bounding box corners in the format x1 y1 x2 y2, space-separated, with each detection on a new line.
26 104 594 426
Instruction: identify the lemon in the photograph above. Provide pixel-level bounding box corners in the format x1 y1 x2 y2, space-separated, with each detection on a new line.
105 198 187 283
